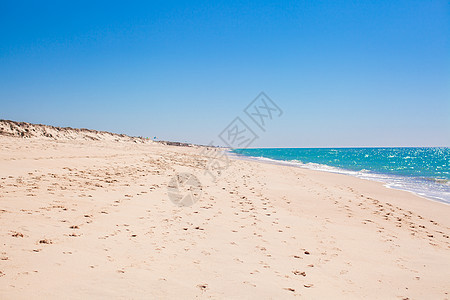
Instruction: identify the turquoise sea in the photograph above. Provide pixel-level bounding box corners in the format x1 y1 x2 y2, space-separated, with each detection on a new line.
232 148 450 204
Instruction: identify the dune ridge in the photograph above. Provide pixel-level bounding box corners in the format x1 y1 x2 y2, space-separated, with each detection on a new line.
0 119 149 143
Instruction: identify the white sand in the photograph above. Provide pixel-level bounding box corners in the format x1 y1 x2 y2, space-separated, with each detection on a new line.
0 135 449 299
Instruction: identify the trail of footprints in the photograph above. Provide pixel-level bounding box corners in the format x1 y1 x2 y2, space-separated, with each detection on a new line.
334 186 449 248
1 148 448 297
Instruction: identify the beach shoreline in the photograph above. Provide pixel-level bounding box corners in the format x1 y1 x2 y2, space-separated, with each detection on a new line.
229 150 450 205
1 136 449 299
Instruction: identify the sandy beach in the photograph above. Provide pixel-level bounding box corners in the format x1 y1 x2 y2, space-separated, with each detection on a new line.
0 131 449 299
1 0 448 298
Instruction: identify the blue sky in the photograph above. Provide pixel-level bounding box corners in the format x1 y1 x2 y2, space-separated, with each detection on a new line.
0 0 448 147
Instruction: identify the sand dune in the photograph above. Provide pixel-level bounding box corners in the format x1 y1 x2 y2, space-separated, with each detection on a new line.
0 125 449 299
0 120 150 143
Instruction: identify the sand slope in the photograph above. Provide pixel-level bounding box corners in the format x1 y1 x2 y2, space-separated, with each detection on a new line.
0 120 150 143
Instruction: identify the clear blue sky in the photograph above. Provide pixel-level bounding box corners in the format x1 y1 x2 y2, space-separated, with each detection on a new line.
0 0 448 147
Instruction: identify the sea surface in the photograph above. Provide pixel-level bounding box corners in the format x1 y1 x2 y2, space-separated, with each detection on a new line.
231 147 450 204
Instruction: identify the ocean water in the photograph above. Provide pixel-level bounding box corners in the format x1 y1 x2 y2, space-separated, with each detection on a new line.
231 148 450 204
